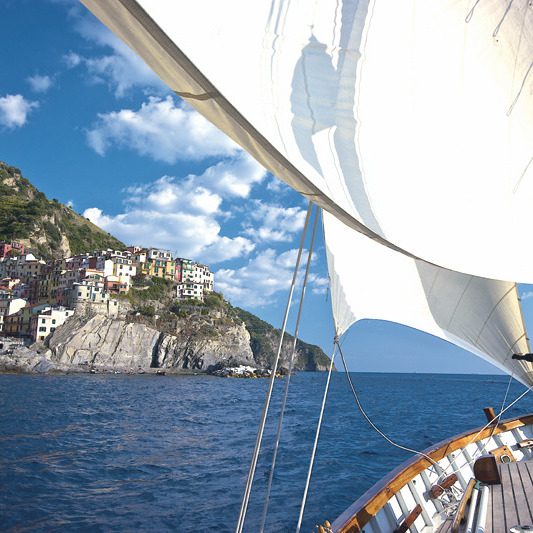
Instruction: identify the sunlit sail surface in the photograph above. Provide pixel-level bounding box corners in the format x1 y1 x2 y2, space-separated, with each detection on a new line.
79 0 533 382
81 0 533 283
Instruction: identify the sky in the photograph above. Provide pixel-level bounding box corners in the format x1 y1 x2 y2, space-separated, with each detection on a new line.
2 0 533 375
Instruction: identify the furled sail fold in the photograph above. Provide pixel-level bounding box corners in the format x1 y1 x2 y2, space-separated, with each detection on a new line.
323 211 533 387
81 0 533 283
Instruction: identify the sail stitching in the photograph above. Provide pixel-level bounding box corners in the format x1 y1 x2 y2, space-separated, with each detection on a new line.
445 276 473 330
474 284 516 344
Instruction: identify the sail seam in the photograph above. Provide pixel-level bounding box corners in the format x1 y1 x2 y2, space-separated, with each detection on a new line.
445 276 473 330
474 285 516 344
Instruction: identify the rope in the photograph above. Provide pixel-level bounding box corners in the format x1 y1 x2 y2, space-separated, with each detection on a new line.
235 201 313 533
260 206 320 533
489 373 513 439
336 339 442 470
433 380 533 486
296 341 337 533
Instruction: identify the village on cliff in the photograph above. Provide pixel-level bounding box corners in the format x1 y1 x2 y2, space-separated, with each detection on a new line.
0 240 215 344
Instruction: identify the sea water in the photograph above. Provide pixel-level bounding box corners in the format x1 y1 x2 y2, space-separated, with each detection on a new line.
1 372 532 532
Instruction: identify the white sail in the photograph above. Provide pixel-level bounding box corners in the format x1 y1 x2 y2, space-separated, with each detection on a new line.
81 0 533 283
324 211 533 386
79 0 533 381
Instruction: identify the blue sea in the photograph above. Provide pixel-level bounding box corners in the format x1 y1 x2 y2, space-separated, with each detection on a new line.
1 372 532 532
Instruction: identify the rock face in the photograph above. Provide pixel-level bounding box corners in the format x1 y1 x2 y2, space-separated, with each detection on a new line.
46 312 256 372
0 301 332 374
0 346 57 373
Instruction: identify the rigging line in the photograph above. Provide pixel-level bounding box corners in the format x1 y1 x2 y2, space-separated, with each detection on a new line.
335 340 442 470
434 380 533 485
465 0 483 23
490 373 514 439
260 206 320 533
296 339 337 533
507 58 533 116
235 201 314 533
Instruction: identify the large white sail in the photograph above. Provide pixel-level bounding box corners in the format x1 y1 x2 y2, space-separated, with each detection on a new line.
81 0 533 283
324 211 533 386
79 0 533 381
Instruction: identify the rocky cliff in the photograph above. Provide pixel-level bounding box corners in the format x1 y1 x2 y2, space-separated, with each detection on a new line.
0 300 333 374
46 311 255 372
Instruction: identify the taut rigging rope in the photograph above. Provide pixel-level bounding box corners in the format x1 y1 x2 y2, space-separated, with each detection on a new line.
335 339 442 470
296 339 337 533
260 205 320 533
235 201 313 533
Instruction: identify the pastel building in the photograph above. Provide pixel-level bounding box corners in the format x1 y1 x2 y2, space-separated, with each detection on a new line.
176 282 204 302
138 250 176 281
70 280 108 306
0 241 24 258
0 297 27 334
197 264 214 292
30 308 74 342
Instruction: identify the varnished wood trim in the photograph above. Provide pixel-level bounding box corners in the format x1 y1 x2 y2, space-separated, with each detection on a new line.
332 413 533 533
483 407 497 425
393 504 422 533
429 473 458 498
451 478 476 533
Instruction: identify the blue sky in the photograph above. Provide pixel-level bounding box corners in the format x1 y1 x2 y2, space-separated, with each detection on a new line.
1 0 532 374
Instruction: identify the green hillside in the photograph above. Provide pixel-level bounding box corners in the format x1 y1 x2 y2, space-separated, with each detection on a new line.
0 161 124 259
233 307 333 371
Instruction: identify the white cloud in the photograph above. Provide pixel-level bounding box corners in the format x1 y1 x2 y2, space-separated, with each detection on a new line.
0 94 39 129
82 158 261 263
215 249 292 306
266 177 292 194
308 273 329 295
27 74 54 93
196 154 267 199
521 291 533 300
69 12 166 97
215 248 324 307
243 201 307 242
63 51 82 68
86 96 241 163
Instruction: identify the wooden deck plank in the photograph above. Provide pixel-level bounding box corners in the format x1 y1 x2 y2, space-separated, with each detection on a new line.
490 481 506 533
484 483 493 533
509 461 533 524
500 463 520 528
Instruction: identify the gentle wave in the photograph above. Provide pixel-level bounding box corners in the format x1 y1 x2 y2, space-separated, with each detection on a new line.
0 373 531 532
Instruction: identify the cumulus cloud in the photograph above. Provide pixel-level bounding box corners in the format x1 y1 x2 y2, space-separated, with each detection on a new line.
243 201 307 242
63 51 82 68
521 291 533 300
67 11 166 97
215 248 325 307
82 157 261 263
266 177 292 194
86 96 241 163
0 94 39 128
27 74 54 93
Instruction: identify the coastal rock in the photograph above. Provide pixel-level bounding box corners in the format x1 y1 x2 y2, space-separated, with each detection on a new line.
0 346 55 374
46 313 255 372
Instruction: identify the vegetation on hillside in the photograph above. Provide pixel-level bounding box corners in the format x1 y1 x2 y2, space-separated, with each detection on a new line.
233 307 332 370
0 161 124 259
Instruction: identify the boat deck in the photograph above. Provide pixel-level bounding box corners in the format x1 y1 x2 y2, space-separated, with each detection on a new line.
437 460 533 533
